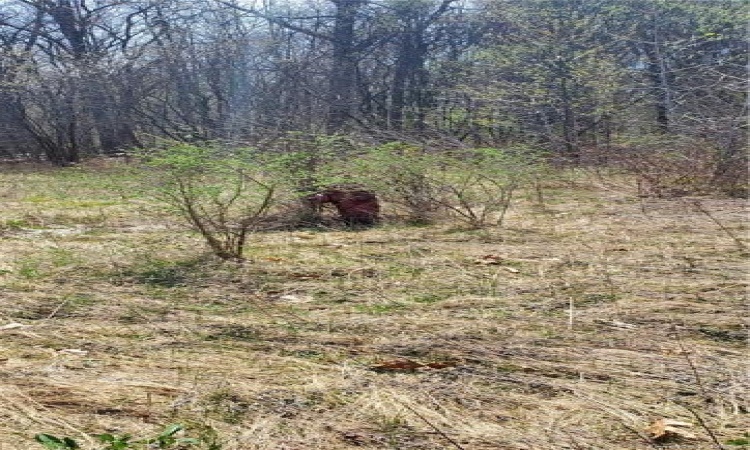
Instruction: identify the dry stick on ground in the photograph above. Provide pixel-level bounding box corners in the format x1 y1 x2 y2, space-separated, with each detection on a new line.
571 391 661 449
568 295 575 331
400 402 466 450
672 330 710 399
676 401 726 450
687 199 748 252
671 330 726 450
45 298 70 320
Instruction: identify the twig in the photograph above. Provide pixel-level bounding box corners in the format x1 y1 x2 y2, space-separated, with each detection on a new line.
675 401 726 450
671 327 724 449
45 298 70 320
568 296 575 331
673 331 709 399
687 199 747 252
573 391 661 449
400 402 466 450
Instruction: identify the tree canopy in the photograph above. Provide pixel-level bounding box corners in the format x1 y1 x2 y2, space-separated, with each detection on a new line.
0 0 745 166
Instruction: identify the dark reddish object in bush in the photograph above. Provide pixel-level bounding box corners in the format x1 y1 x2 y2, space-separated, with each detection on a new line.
307 185 380 226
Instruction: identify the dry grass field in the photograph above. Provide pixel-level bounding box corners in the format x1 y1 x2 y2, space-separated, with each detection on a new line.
0 162 747 449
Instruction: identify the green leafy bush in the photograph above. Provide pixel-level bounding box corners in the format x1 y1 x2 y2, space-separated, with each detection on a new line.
426 147 546 228
250 135 352 226
140 143 279 261
332 142 546 227
329 142 445 224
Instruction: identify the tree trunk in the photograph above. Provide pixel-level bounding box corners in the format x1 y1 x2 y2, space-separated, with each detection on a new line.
326 0 364 134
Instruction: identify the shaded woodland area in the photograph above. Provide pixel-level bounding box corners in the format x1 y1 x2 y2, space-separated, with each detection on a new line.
0 0 746 183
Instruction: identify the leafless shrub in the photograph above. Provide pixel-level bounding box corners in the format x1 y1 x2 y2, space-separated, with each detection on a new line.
599 136 748 198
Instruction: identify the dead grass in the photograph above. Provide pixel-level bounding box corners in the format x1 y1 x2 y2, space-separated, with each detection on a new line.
0 163 747 449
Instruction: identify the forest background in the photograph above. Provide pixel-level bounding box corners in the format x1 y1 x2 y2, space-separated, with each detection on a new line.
0 0 746 193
